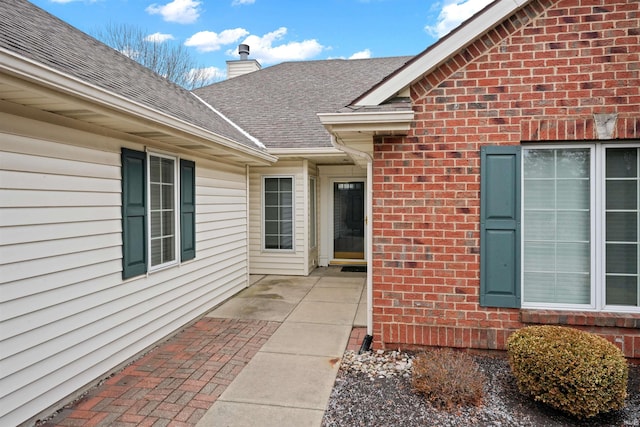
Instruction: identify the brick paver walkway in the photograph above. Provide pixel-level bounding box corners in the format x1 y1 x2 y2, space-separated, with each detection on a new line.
346 327 367 352
38 320 365 427
39 318 279 427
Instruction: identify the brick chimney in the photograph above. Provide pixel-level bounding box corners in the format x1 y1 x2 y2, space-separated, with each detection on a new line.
226 44 261 79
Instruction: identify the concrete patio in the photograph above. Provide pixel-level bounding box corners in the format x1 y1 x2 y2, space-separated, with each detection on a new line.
197 267 366 426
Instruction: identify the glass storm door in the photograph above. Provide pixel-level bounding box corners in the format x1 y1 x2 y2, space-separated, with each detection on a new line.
333 181 365 260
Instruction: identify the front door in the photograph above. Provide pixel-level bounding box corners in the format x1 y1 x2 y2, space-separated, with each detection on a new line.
333 181 365 261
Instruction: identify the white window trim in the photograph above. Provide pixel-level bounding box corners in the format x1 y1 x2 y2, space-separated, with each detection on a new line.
600 142 640 312
147 151 180 272
521 142 640 313
262 175 295 252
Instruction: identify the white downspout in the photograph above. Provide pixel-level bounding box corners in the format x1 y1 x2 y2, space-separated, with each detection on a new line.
329 135 374 340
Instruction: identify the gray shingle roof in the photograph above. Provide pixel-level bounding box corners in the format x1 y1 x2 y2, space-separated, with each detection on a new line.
194 56 412 149
0 0 262 151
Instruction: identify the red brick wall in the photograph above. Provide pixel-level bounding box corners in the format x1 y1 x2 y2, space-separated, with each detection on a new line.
372 0 640 358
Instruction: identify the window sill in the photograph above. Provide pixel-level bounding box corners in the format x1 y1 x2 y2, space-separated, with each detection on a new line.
520 310 640 329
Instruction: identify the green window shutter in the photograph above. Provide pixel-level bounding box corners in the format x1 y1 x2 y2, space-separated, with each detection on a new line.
121 148 147 279
480 146 521 308
180 159 196 261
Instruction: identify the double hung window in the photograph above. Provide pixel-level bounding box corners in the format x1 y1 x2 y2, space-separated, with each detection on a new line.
121 148 195 279
263 177 294 250
480 143 639 312
522 148 591 306
149 155 177 268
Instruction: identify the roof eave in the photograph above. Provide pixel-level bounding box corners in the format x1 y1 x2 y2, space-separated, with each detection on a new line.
268 147 345 156
0 48 277 165
318 110 414 134
355 0 530 106
318 111 414 166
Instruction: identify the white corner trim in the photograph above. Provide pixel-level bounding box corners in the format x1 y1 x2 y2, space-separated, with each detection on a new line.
355 0 531 106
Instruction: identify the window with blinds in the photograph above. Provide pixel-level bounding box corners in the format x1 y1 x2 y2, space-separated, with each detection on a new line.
263 177 294 250
521 144 639 311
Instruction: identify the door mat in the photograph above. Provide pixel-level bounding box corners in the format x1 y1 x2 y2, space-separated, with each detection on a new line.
341 266 367 273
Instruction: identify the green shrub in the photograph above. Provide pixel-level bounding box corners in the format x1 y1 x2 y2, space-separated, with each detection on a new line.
507 325 628 419
412 348 485 411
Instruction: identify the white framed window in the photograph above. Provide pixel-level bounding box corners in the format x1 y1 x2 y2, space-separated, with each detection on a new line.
148 152 178 270
263 176 294 251
122 148 195 279
522 143 639 312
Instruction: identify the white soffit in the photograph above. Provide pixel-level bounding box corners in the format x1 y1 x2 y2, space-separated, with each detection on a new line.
0 48 277 165
355 0 530 106
318 111 414 155
318 111 414 129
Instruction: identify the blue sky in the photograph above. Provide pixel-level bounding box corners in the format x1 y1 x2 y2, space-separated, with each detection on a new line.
31 0 493 80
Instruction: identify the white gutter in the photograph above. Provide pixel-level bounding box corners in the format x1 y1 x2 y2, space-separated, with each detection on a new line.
320 110 414 346
329 134 375 340
0 48 277 164
318 110 414 125
318 110 414 134
267 147 345 157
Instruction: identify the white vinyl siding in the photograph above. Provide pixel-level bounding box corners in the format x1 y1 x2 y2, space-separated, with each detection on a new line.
248 161 307 275
0 115 250 426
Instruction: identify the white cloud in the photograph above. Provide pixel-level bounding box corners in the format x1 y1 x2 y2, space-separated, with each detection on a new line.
145 32 175 43
425 0 493 38
232 0 255 5
146 0 201 24
119 47 138 59
187 66 225 83
349 49 372 59
185 28 250 52
232 27 324 64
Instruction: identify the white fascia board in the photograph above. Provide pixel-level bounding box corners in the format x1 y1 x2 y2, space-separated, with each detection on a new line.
268 147 345 156
356 0 530 106
318 110 414 135
317 110 414 126
0 48 277 164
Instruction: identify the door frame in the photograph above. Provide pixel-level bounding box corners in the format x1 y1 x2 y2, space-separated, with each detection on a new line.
317 165 366 267
328 177 367 265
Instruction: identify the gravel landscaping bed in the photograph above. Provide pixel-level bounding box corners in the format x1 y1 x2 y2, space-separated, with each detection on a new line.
323 350 640 427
